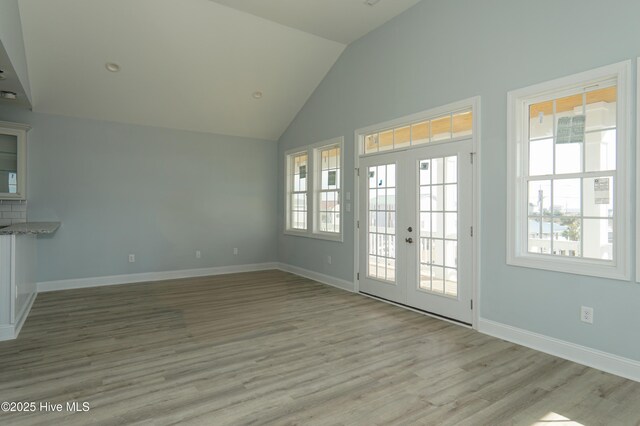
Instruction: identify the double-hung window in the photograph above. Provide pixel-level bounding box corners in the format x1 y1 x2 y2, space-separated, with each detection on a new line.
285 137 343 241
507 61 630 280
286 151 308 231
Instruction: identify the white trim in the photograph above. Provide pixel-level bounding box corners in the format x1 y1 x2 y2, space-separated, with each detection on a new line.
38 263 279 292
353 96 481 328
0 325 13 341
478 318 640 383
0 291 36 341
636 57 640 282
506 60 631 281
13 291 36 338
276 262 355 292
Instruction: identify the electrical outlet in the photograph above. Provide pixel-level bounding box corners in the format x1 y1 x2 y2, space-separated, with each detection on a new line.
128 254 135 263
196 250 201 259
327 255 332 265
233 248 239 255
581 306 594 324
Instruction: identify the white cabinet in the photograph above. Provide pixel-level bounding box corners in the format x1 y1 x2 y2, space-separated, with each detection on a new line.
0 233 37 340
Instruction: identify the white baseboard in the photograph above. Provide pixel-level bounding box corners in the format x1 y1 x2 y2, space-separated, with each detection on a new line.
0 324 14 341
478 318 640 383
0 291 36 341
14 291 36 338
38 262 279 293
276 263 355 293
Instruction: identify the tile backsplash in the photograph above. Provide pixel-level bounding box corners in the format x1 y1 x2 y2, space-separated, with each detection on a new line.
0 200 27 226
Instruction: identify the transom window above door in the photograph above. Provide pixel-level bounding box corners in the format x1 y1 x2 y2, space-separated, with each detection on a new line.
362 109 473 155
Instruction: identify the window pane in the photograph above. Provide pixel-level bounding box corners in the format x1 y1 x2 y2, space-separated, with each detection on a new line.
420 264 431 291
444 184 457 211
376 165 387 187
386 164 396 188
553 217 581 257
420 212 431 236
556 94 584 117
431 115 452 141
553 179 581 217
444 213 457 239
582 218 612 260
394 126 411 149
432 157 444 184
386 258 396 281
452 110 472 138
420 238 431 264
528 218 551 254
445 240 457 268
586 86 616 131
379 130 393 151
420 186 431 211
585 130 616 172
529 138 553 176
365 134 378 154
445 156 457 183
419 160 431 185
529 100 554 139
528 180 551 215
583 177 613 217
555 141 582 175
431 185 444 211
431 266 445 293
432 212 444 238
432 239 444 266
412 121 430 146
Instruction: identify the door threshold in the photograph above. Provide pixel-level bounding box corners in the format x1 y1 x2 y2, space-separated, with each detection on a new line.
359 291 472 328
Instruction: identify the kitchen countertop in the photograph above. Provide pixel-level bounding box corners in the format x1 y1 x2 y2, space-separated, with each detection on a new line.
0 222 60 235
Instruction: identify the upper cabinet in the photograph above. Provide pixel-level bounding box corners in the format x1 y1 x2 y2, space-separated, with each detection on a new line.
0 121 29 200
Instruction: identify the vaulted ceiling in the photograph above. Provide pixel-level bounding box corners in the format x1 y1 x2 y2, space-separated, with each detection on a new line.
17 0 421 140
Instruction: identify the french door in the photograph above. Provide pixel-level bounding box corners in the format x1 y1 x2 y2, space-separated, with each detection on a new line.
358 139 473 324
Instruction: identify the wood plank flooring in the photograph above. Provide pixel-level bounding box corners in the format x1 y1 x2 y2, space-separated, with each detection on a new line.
0 270 638 425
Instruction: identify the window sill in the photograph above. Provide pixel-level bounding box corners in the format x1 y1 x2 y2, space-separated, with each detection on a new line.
506 254 629 281
284 229 343 243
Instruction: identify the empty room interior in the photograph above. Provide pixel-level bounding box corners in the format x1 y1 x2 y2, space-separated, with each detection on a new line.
1 0 640 424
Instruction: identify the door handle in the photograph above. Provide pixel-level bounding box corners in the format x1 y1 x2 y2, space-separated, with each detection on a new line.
405 237 413 243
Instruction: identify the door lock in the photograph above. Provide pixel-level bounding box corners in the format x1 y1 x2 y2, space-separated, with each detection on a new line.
405 237 413 243
407 226 413 232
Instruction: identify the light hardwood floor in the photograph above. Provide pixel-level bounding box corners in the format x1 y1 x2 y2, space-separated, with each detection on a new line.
0 270 639 425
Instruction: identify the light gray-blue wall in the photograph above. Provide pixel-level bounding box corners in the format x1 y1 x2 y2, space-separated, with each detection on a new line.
278 0 640 361
0 105 278 283
0 0 31 103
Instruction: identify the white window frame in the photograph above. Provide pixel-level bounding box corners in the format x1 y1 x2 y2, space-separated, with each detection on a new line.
285 149 310 235
506 61 631 281
284 137 344 241
312 138 344 241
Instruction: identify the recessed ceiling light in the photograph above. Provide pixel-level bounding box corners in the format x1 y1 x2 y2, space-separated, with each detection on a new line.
105 62 121 72
252 91 263 99
364 0 381 6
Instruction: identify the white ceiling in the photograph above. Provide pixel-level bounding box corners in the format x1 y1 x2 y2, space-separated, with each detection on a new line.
211 0 423 45
17 0 420 141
